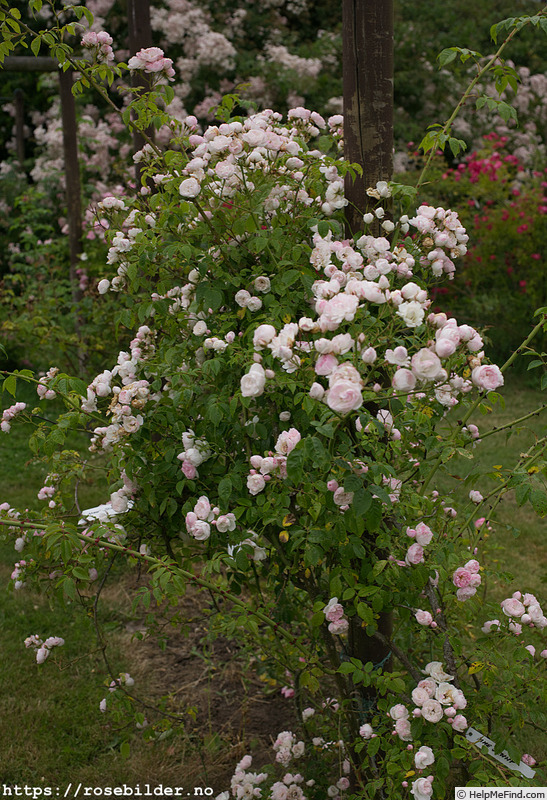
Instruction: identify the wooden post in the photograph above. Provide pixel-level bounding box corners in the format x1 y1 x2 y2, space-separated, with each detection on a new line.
13 88 25 166
342 0 394 735
343 0 394 236
127 0 154 185
58 66 83 299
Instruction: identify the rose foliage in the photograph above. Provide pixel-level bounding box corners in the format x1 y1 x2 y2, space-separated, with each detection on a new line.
0 5 547 799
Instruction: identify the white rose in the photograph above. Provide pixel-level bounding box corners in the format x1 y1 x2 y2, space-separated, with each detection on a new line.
326 380 363 414
396 300 425 328
179 177 201 198
414 746 435 769
254 276 271 293
392 368 416 393
241 364 266 397
247 474 266 495
246 296 263 312
411 349 444 382
253 324 277 350
235 289 251 307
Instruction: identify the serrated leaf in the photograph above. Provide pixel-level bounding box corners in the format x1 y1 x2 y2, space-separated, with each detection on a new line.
530 488 547 517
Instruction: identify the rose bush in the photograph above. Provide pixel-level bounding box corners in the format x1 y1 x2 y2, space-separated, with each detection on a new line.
0 4 546 798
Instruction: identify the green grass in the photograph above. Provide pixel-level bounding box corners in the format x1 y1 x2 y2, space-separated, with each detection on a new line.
434 378 547 599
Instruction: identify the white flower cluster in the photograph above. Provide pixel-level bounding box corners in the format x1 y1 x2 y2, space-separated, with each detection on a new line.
246 429 301 496
185 495 236 542
409 205 469 279
0 401 26 433
24 633 65 664
37 366 59 400
388 661 468 745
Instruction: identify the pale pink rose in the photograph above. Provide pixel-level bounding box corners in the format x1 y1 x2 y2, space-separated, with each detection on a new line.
361 346 377 364
275 428 301 455
247 474 266 495
317 294 359 330
405 544 424 565
435 337 457 358
452 567 472 588
181 460 197 479
417 679 437 697
215 515 235 533
185 511 198 533
241 364 266 397
451 714 467 732
469 490 483 503
456 587 476 601
421 699 443 723
326 380 363 414
522 754 537 767
415 522 433 546
315 354 339 376
509 622 522 635
411 349 443 381
414 746 435 769
346 279 385 304
389 704 409 720
411 687 430 706
392 368 416 393
359 724 374 739
385 346 409 365
194 495 211 520
309 382 325 400
331 333 354 354
415 610 433 626
397 300 425 328
394 718 412 741
329 363 362 387
328 618 349 634
525 645 536 657
410 777 433 800
253 324 277 350
191 520 210 541
179 177 201 198
323 599 344 623
471 364 504 391
481 619 500 633
501 598 526 617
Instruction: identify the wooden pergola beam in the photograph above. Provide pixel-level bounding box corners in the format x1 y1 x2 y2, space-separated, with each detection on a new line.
2 56 58 71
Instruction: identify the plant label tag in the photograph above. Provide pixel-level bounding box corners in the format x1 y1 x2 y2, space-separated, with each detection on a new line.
465 727 536 779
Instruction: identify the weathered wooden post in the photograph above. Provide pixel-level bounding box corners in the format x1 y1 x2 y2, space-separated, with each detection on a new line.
127 0 154 185
343 0 394 236
13 88 25 166
342 0 395 733
58 66 83 299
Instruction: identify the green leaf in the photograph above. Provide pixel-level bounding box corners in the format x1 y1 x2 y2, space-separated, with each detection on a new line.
515 483 531 507
437 48 457 67
286 446 304 484
353 488 372 516
2 374 16 397
530 488 547 517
